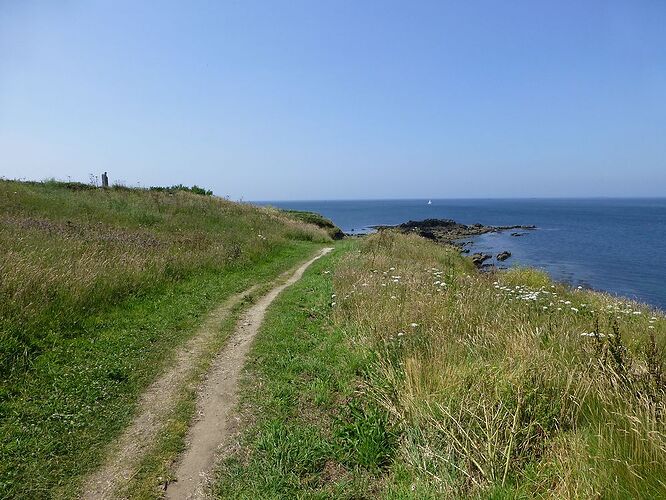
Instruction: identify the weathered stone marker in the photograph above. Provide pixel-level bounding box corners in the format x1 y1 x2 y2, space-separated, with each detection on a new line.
101 172 109 188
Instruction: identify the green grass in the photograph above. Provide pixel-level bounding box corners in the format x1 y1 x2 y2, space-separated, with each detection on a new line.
214 240 395 498
5 180 664 498
0 179 330 498
214 232 666 499
280 209 345 240
0 179 329 376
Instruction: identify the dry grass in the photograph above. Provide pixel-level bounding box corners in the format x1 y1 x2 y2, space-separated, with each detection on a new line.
332 231 665 497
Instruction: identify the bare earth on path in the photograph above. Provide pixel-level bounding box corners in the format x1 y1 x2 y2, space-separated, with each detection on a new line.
81 284 261 500
81 247 331 499
165 247 333 499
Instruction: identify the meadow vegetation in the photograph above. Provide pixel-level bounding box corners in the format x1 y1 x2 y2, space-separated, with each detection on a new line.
0 179 330 497
2 179 663 498
217 231 665 498
148 183 214 196
281 209 345 240
0 179 328 376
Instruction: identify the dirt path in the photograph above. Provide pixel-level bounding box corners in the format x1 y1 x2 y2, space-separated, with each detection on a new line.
82 286 261 500
81 249 328 500
164 247 332 499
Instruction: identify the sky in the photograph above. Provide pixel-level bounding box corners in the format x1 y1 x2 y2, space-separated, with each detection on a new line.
1 1 665 200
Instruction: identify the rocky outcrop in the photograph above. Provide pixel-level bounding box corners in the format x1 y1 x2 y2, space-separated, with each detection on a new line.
497 251 512 261
374 218 535 245
471 253 493 266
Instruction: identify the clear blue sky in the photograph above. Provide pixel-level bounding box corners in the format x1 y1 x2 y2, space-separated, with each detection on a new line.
1 1 665 200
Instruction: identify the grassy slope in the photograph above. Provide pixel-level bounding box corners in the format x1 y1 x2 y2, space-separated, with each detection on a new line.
215 232 665 499
0 180 330 498
280 210 345 240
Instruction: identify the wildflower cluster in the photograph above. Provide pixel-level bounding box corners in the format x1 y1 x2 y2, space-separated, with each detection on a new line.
427 267 448 291
492 281 604 316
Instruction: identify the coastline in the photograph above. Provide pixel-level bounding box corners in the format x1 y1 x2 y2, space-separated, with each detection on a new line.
260 199 666 312
362 216 661 313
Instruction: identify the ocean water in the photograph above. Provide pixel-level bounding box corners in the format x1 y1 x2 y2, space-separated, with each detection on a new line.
259 198 666 311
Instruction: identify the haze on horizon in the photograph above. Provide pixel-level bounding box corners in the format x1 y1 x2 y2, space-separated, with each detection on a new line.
1 1 665 201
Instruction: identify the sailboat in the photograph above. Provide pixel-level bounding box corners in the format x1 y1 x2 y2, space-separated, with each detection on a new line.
427 199 432 205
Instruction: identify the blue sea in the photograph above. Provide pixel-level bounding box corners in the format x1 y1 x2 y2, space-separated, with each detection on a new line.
259 199 666 311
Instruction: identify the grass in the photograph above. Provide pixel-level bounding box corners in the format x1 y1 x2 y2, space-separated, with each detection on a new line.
214 240 391 498
4 180 664 498
215 231 665 498
280 210 345 240
0 179 331 498
122 289 258 499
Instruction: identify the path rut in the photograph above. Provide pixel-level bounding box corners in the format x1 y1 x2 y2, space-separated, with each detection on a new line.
81 247 331 499
165 247 332 499
82 285 260 500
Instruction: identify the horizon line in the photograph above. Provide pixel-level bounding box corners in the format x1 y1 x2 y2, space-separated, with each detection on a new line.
251 195 666 203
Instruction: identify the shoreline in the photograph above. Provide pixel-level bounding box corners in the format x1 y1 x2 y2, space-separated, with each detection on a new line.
266 200 664 312
371 218 536 268
354 216 664 313
372 218 536 244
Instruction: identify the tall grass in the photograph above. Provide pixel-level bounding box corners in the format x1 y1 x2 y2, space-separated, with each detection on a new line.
0 179 329 376
332 231 665 497
0 179 331 497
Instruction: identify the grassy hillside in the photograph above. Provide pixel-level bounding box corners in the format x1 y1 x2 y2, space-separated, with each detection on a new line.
281 209 345 240
0 179 330 497
216 232 665 498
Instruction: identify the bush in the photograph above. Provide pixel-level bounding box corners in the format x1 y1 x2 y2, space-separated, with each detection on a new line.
149 184 213 196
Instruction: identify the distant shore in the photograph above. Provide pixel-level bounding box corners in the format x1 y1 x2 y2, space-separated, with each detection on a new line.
372 218 536 244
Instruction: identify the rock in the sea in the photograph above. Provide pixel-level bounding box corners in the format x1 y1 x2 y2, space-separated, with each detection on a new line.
419 229 438 241
471 253 492 266
497 251 512 261
377 218 536 245
510 232 524 237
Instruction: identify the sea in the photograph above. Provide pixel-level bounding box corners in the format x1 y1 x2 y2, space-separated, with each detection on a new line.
258 199 666 312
